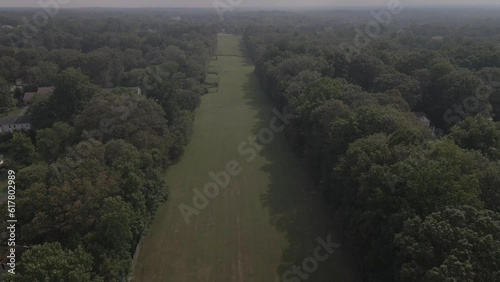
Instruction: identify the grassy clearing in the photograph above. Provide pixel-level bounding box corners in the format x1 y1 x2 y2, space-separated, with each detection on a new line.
131 34 358 282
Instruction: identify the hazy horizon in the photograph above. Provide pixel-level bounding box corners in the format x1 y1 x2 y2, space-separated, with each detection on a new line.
0 0 498 9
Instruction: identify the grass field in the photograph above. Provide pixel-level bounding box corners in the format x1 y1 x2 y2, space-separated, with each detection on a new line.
131 34 358 282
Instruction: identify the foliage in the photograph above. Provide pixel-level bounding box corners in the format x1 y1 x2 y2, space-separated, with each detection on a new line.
10 132 37 165
3 242 98 282
0 76 14 113
395 206 500 282
243 13 500 281
0 11 217 281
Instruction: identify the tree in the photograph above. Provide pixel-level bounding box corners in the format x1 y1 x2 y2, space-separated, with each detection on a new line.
395 51 437 75
90 197 134 280
373 72 422 109
120 68 145 87
0 13 216 282
0 56 20 81
433 68 491 129
29 93 57 129
478 67 500 121
82 49 113 86
171 90 201 112
50 68 98 123
36 122 75 162
3 243 98 282
417 58 455 126
395 206 500 282
15 163 50 191
291 77 351 119
14 49 41 67
74 92 168 150
395 141 484 214
449 116 500 160
347 53 385 89
11 132 37 165
0 76 14 113
123 49 144 70
25 61 59 87
372 90 411 112
47 49 84 70
280 70 322 109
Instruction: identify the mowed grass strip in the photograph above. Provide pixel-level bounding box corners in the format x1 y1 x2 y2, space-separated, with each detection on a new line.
131 34 358 282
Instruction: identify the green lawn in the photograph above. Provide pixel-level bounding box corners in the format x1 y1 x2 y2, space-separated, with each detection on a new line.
131 34 358 282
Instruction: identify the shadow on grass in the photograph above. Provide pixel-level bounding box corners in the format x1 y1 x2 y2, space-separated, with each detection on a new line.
238 69 360 281
239 41 255 67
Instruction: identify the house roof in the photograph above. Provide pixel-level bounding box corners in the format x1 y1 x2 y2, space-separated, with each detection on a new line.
36 86 55 95
23 92 37 102
0 115 31 125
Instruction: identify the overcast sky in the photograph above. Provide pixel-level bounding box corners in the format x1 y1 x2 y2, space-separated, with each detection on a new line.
0 0 498 8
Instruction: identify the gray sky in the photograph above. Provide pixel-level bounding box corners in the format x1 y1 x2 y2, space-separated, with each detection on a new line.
0 0 498 8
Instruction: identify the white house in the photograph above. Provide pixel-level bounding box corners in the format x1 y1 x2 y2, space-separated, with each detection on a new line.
0 115 32 134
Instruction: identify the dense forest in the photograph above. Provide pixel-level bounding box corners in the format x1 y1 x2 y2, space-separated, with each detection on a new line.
241 8 500 282
0 6 499 282
0 10 217 281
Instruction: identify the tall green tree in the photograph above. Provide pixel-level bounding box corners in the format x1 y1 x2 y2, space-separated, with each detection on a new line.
51 68 98 123
0 76 14 113
0 56 20 81
449 116 500 160
11 132 37 165
395 206 500 282
3 243 98 282
36 122 75 162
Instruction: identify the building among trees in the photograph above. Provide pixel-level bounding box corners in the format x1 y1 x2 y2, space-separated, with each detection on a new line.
0 115 31 134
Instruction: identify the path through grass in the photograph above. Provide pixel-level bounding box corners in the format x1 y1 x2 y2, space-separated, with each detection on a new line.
132 34 358 282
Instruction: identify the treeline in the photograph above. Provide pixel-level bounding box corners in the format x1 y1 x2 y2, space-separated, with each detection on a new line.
0 12 217 281
0 10 217 91
243 12 500 282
